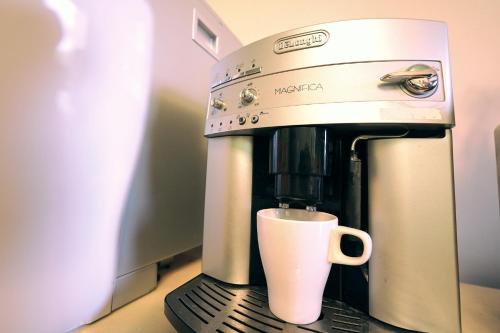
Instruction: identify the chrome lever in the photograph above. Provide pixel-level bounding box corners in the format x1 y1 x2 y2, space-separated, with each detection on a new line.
380 64 438 97
380 69 436 83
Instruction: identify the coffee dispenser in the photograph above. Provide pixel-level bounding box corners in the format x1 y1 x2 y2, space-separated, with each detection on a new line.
165 19 461 332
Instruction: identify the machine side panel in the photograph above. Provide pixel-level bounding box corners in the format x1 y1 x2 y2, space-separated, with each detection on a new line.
202 136 253 284
367 129 461 332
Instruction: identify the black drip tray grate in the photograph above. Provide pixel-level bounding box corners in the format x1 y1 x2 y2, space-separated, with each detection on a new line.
164 274 406 333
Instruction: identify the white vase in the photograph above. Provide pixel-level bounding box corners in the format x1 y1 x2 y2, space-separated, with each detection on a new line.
0 1 152 332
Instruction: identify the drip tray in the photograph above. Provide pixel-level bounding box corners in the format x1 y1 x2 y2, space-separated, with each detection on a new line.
164 274 405 333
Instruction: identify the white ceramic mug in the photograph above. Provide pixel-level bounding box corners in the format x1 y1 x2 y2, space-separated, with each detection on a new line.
257 208 372 324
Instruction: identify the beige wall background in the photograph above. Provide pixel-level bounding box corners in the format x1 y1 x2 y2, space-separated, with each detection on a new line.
206 0 500 288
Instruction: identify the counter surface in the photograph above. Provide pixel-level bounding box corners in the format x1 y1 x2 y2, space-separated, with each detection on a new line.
75 249 500 333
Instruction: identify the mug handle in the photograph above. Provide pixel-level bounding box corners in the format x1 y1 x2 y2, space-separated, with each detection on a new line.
327 226 372 265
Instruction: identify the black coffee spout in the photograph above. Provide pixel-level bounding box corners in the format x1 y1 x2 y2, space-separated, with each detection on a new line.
269 127 330 205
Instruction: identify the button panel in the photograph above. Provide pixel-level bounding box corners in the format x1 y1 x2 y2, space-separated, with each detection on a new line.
245 67 262 76
205 60 449 137
233 71 245 80
211 66 262 88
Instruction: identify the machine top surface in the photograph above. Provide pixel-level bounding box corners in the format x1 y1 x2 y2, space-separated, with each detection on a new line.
204 19 454 137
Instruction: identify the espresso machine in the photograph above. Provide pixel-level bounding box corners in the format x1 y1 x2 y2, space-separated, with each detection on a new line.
165 19 461 332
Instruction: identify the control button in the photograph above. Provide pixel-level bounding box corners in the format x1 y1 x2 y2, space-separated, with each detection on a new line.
233 71 245 79
238 116 246 125
210 98 225 110
240 88 257 105
245 67 261 76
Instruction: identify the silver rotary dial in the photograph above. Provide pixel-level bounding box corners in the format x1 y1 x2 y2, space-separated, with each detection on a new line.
240 88 257 105
210 98 225 110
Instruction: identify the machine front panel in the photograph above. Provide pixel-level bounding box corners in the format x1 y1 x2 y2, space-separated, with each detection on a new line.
204 19 454 137
205 60 449 136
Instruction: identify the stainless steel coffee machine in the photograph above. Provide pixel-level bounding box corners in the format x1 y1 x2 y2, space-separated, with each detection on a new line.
165 19 461 333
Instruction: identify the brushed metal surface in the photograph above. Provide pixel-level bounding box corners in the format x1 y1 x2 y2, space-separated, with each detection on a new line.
202 136 253 284
205 19 453 137
368 129 461 332
206 61 447 136
212 19 450 86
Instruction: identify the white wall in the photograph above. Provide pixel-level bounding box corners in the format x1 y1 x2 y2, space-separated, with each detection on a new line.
206 0 500 288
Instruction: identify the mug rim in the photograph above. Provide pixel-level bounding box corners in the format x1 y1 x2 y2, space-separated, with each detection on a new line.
257 208 338 224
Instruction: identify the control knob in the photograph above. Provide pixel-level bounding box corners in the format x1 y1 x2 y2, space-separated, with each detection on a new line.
210 98 225 110
380 64 438 98
240 88 257 105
